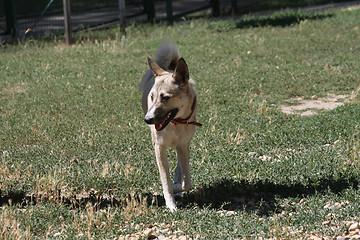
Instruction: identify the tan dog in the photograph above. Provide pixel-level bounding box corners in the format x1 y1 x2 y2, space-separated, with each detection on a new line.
140 43 201 211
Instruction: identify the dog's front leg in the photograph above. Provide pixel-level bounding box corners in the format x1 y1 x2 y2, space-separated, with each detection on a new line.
154 143 177 211
173 143 191 194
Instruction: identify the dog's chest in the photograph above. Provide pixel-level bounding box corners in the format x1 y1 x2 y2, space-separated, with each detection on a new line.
151 124 195 147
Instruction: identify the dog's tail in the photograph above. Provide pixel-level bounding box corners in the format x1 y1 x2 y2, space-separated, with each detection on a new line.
140 42 180 92
154 42 180 71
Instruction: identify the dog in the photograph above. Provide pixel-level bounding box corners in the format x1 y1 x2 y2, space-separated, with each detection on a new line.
140 42 201 211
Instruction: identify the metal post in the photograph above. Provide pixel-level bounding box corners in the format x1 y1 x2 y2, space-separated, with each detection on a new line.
212 0 220 17
166 0 173 25
231 0 237 15
5 0 18 40
63 0 72 45
144 0 155 23
118 0 126 35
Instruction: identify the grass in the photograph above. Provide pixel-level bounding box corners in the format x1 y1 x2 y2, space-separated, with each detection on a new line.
1 7 360 239
236 11 334 28
236 0 358 14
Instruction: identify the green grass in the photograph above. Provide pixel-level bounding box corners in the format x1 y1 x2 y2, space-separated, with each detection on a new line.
1 8 360 239
237 0 358 14
236 11 334 28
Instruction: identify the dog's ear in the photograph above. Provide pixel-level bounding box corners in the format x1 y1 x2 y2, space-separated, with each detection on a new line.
173 58 189 86
148 57 165 77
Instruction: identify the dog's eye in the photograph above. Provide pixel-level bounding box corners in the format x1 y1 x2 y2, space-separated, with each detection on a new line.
160 95 170 102
151 94 154 101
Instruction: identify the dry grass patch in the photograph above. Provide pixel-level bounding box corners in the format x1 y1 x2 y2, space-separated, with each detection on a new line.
0 83 27 98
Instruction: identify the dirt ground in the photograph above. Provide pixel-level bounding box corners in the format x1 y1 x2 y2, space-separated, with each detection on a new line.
280 92 359 116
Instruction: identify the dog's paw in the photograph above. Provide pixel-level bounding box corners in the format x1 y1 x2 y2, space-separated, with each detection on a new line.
168 205 177 212
164 193 177 212
165 201 177 212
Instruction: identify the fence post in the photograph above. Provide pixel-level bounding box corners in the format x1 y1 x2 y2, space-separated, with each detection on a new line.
231 0 237 15
166 0 173 25
119 0 126 34
144 0 155 23
63 0 72 45
212 0 220 17
5 0 18 41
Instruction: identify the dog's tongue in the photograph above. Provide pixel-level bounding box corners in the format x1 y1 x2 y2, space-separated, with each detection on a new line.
155 117 167 131
155 110 176 131
155 123 162 131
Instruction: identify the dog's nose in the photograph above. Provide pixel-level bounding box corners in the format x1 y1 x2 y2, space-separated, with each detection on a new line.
145 107 157 124
144 116 154 124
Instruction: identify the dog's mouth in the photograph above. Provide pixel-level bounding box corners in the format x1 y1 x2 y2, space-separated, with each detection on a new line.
155 109 178 131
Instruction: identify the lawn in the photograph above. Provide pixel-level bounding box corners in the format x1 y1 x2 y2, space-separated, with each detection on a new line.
1 6 360 239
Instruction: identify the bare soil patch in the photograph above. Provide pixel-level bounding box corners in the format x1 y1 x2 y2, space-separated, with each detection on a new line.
280 94 350 116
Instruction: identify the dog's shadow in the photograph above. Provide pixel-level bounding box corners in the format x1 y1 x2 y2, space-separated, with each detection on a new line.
146 177 359 215
1 177 358 215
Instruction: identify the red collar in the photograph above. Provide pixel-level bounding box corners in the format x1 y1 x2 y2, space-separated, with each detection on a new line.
172 97 202 127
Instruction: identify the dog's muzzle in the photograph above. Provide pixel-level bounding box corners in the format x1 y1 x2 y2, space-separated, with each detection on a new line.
145 108 179 131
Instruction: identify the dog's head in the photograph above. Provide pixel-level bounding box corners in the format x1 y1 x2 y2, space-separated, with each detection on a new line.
145 57 191 131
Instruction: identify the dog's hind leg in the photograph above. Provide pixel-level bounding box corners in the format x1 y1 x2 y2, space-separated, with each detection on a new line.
173 143 192 194
173 162 182 188
154 144 177 211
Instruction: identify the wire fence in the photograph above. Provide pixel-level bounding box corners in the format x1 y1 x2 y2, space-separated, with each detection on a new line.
0 0 143 38
0 0 147 40
2 0 357 41
1 0 219 41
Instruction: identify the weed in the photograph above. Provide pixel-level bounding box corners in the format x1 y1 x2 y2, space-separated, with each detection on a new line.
0 206 29 239
347 124 360 170
121 192 150 221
